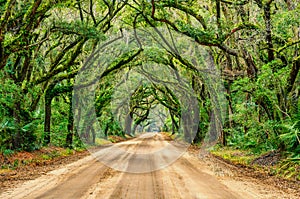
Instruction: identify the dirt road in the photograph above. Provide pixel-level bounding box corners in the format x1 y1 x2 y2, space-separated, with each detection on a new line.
1 133 298 199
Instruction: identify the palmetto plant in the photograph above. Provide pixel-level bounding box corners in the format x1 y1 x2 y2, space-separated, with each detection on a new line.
280 122 300 153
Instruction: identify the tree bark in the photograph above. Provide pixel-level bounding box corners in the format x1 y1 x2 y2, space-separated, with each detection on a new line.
44 96 52 145
125 112 133 135
286 58 300 94
264 2 275 62
66 93 74 148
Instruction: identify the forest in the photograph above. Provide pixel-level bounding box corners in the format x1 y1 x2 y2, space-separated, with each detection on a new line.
0 0 299 179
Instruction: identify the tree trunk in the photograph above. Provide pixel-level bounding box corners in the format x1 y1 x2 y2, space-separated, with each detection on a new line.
104 123 109 137
286 59 300 94
182 110 192 143
91 127 96 144
125 113 133 135
12 101 21 149
44 97 52 145
264 2 275 62
66 93 73 148
170 110 178 135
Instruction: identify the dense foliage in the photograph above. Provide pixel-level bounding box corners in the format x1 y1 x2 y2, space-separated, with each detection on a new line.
0 0 299 167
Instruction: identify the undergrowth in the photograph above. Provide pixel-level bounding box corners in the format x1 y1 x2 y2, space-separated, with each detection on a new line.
211 147 300 181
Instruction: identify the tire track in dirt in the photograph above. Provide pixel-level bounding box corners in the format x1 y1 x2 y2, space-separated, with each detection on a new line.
0 155 95 199
107 137 164 199
86 136 148 199
34 161 107 199
170 156 241 198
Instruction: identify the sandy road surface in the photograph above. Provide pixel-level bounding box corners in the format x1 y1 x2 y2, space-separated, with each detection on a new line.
1 133 298 199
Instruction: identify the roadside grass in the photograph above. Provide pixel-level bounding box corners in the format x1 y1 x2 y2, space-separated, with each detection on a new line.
211 147 258 165
95 138 112 145
211 147 300 181
276 158 300 181
107 135 128 143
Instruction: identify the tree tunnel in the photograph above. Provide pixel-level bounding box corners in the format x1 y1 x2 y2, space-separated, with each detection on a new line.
73 26 226 148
